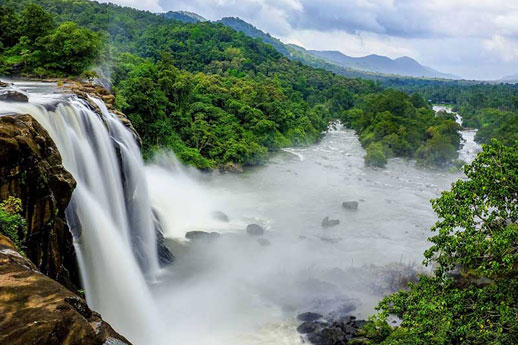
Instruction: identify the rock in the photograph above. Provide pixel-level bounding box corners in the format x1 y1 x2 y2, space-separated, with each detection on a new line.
257 238 271 246
151 210 175 267
221 162 244 173
297 321 319 334
297 312 323 322
211 211 229 222
0 80 9 88
321 216 340 228
0 89 29 102
0 114 79 290
246 224 265 236
185 231 220 241
0 234 132 345
342 201 359 210
307 327 347 345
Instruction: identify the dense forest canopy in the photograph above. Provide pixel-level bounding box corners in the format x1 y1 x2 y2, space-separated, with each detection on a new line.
0 0 464 169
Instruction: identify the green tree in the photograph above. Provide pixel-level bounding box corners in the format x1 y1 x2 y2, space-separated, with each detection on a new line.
20 4 54 45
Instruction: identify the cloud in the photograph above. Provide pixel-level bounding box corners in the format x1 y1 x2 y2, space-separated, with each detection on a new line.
93 0 518 79
97 0 163 12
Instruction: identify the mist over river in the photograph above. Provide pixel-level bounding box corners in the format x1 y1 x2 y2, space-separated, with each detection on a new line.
147 120 480 344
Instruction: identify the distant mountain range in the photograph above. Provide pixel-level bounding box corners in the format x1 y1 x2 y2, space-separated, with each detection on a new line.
162 12 457 80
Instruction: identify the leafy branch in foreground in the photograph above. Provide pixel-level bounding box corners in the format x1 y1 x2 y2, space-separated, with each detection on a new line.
365 140 518 345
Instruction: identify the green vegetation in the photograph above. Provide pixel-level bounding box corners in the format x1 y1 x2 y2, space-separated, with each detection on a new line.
0 0 460 169
366 140 518 344
0 4 101 76
342 90 461 167
0 196 26 249
386 78 518 147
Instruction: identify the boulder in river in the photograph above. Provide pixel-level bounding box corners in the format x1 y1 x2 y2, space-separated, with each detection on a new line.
298 312 323 322
211 211 229 222
321 216 340 228
297 312 371 345
185 231 221 241
257 238 271 246
0 89 29 102
342 201 359 210
246 224 265 236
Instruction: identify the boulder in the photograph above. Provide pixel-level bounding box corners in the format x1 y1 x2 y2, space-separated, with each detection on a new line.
298 312 323 322
342 201 359 210
246 223 264 236
297 321 319 334
0 80 9 88
185 231 220 241
0 114 79 290
321 216 340 228
221 162 244 173
0 234 132 345
257 238 271 246
151 210 175 267
0 89 29 102
211 211 229 222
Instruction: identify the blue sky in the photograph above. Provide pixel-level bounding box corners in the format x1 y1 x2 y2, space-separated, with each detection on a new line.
96 0 518 80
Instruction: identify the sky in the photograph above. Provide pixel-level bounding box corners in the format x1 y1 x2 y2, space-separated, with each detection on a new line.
95 0 518 80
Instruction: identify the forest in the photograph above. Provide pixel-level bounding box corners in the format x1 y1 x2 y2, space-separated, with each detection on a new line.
1 2 517 345
0 0 461 169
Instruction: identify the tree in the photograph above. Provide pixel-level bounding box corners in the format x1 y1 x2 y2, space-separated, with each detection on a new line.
20 4 54 45
39 22 101 75
371 140 518 345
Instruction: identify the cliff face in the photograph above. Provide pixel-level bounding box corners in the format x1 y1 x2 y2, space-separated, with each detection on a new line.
0 234 132 345
0 113 79 290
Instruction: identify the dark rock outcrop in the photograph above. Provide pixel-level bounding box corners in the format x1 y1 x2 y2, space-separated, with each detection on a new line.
246 223 265 236
151 210 175 267
342 201 359 210
0 89 29 103
0 234 132 345
297 313 371 345
0 114 79 290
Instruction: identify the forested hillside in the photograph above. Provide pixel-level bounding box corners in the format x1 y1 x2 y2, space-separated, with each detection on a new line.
0 0 459 169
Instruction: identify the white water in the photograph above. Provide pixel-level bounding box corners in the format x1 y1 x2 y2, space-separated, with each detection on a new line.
1 83 484 345
0 81 165 345
433 105 481 163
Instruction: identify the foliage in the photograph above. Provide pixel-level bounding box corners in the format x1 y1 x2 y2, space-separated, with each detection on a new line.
365 142 387 168
0 196 26 249
369 140 518 345
0 3 101 76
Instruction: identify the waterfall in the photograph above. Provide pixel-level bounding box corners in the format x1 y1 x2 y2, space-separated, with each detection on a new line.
0 92 166 345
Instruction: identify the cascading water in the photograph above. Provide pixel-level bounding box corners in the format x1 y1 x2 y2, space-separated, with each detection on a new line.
0 83 165 345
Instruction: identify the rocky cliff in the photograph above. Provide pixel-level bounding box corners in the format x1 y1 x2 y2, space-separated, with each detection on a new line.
0 113 79 290
0 234 132 345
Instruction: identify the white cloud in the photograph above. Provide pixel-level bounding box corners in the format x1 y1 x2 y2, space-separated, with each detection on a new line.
97 0 163 12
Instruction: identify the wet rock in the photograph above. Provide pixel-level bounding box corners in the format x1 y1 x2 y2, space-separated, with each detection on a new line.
246 224 264 236
0 89 29 102
221 162 244 173
186 231 220 241
151 210 175 267
0 234 132 345
0 80 9 88
257 238 271 246
297 321 320 334
211 211 229 222
321 216 340 228
0 114 78 290
307 327 347 345
342 201 359 210
298 312 323 322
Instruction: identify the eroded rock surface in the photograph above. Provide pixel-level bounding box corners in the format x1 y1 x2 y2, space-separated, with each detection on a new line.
0 234 132 345
0 114 78 289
